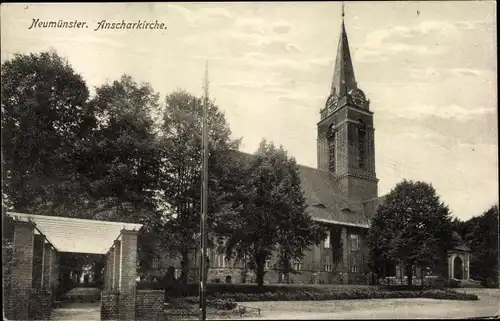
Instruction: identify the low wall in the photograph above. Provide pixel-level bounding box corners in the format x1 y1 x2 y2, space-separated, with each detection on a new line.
29 289 52 320
136 290 164 321
8 287 30 320
101 291 119 320
3 245 13 318
118 292 135 320
101 289 164 321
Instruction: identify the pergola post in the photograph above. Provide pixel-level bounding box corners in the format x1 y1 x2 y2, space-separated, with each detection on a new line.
113 240 121 291
32 234 45 289
108 248 115 291
42 242 52 289
50 248 59 298
101 247 119 320
103 250 109 290
118 230 138 320
9 220 35 320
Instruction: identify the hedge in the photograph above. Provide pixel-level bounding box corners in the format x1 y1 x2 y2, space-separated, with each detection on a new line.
210 288 478 302
182 297 237 310
138 282 320 297
148 282 479 302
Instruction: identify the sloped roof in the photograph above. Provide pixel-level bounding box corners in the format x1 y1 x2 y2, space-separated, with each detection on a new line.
6 212 142 254
297 165 369 228
362 195 387 222
451 231 471 252
232 151 370 228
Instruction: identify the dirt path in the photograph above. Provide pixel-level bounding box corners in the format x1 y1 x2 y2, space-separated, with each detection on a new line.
51 302 100 321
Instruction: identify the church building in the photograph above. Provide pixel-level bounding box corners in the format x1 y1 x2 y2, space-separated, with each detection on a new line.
144 7 470 286
145 8 386 285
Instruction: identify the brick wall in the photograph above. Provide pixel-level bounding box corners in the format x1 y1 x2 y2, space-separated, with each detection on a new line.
118 230 138 320
108 247 115 291
207 267 243 284
119 231 137 292
9 221 34 321
100 291 119 320
113 240 121 291
104 250 112 291
29 288 52 320
3 243 13 318
119 292 136 320
136 290 164 321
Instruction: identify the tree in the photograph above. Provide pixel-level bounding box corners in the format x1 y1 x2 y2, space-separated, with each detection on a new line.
79 75 163 224
2 50 164 223
81 75 167 275
157 90 240 284
3 54 166 275
223 140 326 286
461 205 499 287
367 204 397 280
1 51 93 213
367 180 454 287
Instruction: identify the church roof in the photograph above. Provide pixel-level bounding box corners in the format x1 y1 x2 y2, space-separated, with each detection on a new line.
297 165 369 228
233 151 370 228
361 195 387 221
330 14 357 97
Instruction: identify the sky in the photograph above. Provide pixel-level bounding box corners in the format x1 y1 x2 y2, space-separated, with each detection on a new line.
1 2 497 221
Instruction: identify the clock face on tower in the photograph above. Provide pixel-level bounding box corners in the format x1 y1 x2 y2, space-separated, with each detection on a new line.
326 94 338 111
349 88 366 108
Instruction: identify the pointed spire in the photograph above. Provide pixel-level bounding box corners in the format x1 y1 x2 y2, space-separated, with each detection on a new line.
330 3 357 97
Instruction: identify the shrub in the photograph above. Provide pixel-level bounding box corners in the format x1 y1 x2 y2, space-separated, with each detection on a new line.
380 285 424 291
208 287 478 302
208 299 237 310
147 282 479 302
182 297 237 310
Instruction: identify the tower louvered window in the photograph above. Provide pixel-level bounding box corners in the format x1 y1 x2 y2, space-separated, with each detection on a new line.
328 125 336 173
358 121 366 169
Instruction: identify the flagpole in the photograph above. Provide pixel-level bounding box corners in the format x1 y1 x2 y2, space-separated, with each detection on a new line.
199 61 209 321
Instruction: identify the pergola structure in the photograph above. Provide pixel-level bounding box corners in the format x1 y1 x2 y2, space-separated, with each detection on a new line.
3 212 164 320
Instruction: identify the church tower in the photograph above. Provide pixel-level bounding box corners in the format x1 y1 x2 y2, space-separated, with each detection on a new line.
317 5 378 201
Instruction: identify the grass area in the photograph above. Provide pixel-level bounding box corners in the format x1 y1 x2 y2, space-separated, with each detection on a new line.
164 298 260 320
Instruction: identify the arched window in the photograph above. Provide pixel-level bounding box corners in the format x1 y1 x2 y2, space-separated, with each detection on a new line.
358 120 366 169
328 124 336 173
